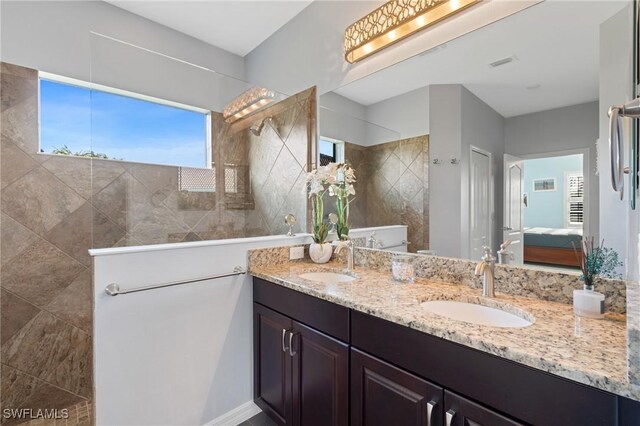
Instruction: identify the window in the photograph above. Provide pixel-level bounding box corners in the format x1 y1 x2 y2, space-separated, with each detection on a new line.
39 73 210 168
319 137 345 165
565 172 584 227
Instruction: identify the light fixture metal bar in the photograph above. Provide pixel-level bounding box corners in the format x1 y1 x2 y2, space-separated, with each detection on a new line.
344 0 481 63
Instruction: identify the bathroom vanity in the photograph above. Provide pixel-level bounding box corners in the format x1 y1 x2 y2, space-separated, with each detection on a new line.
249 248 640 426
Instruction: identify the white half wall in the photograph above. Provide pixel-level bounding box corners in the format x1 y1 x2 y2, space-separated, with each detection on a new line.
92 235 310 426
92 226 407 426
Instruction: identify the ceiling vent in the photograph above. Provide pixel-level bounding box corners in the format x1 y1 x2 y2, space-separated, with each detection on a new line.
489 56 515 68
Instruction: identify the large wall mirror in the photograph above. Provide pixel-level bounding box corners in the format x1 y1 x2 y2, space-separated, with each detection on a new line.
318 0 634 275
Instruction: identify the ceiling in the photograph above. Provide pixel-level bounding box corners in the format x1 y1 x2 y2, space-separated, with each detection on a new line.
334 0 629 117
105 0 313 57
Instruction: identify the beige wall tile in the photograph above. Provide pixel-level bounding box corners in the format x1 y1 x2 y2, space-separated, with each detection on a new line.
1 290 40 346
1 139 38 190
1 167 86 236
1 239 85 307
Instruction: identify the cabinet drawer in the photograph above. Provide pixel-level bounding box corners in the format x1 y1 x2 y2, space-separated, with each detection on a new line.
444 390 522 426
351 310 617 426
253 277 350 341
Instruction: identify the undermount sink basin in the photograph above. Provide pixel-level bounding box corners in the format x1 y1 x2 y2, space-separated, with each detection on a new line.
420 300 533 328
299 272 356 283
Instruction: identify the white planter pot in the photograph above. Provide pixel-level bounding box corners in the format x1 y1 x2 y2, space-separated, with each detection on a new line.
309 243 332 264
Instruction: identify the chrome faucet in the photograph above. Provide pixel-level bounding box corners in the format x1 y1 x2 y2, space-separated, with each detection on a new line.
333 239 355 272
497 239 514 264
474 246 496 297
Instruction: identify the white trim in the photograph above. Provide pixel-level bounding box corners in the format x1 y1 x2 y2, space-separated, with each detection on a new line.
39 71 209 114
88 224 410 257
89 233 314 257
469 145 493 258
205 401 261 426
206 112 213 168
564 170 584 228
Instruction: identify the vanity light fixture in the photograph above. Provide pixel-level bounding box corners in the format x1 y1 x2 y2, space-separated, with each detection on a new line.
223 87 276 123
344 0 481 63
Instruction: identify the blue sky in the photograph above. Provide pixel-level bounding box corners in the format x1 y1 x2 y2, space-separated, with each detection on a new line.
40 79 208 168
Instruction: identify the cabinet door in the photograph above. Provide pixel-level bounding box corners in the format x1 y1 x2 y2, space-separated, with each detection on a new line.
444 391 523 426
351 348 443 426
291 321 349 426
254 303 293 425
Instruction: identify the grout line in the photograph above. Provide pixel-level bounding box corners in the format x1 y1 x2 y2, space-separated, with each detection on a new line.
1 286 92 336
1 362 89 405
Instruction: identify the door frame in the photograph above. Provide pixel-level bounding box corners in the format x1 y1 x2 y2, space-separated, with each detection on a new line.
469 145 494 259
516 147 590 239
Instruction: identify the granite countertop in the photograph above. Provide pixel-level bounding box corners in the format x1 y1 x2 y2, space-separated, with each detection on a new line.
249 259 640 402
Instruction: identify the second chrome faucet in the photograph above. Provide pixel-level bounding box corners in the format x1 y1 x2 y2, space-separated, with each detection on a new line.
333 239 355 272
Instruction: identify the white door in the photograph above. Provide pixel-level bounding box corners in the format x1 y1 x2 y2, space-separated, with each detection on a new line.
470 149 492 261
503 154 525 265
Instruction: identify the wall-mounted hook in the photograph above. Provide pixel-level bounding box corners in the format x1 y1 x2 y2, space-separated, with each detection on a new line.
450 158 460 165
432 158 442 165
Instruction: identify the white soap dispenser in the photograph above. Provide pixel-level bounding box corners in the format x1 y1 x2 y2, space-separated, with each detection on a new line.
573 285 605 319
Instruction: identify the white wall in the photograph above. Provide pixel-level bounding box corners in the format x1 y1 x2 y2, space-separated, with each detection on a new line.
365 87 430 139
0 1 244 81
92 226 406 425
429 85 463 257
319 92 370 145
245 0 540 96
319 87 427 147
92 235 310 426
0 0 249 113
460 87 505 260
428 85 504 259
599 5 633 277
504 101 599 240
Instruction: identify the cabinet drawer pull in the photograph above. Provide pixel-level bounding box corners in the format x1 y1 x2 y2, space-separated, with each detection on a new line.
445 409 455 426
426 400 436 426
288 331 297 356
282 329 289 353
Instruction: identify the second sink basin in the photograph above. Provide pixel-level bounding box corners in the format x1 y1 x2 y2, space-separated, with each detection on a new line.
299 272 356 283
420 300 533 328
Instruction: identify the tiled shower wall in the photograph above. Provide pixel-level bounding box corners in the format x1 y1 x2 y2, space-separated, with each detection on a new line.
344 136 429 252
0 62 315 422
1 62 93 424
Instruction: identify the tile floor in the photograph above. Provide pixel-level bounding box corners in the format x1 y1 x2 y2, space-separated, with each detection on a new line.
13 401 91 426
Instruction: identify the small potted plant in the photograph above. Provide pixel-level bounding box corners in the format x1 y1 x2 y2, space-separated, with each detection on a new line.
572 237 622 318
305 164 337 263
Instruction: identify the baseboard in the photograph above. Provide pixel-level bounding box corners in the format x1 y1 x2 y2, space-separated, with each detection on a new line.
206 401 262 426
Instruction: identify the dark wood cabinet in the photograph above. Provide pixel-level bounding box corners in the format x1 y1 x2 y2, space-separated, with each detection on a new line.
444 391 522 426
291 321 349 426
253 277 640 426
351 348 443 426
254 303 293 425
254 298 348 426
